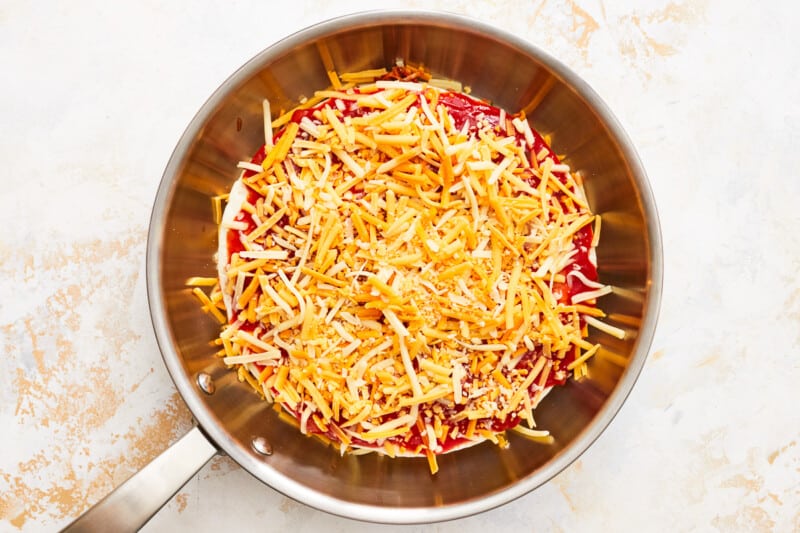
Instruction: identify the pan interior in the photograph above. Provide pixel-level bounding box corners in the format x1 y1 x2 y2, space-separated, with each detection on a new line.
148 11 660 523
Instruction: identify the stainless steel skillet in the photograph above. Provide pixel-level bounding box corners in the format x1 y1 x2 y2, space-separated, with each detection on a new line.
64 10 662 531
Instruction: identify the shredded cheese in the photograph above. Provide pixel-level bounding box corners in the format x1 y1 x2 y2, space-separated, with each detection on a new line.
198 65 609 475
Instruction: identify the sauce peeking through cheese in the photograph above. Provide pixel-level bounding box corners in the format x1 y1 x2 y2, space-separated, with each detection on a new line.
209 67 611 471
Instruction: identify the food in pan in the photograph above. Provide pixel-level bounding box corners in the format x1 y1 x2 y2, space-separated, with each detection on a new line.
190 65 621 474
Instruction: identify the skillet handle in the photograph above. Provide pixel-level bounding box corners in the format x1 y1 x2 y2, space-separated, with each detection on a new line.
62 426 218 532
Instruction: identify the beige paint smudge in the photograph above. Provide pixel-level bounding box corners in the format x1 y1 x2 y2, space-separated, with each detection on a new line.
786 287 800 351
786 286 800 317
613 1 707 79
767 440 796 465
556 482 578 513
616 12 677 59
526 0 602 61
721 473 764 495
11 234 144 433
0 230 193 529
525 0 706 78
695 352 720 368
0 393 190 528
567 0 600 55
550 459 583 513
682 428 731 502
204 455 239 478
174 493 189 514
712 505 776 531
707 446 794 531
279 496 302 514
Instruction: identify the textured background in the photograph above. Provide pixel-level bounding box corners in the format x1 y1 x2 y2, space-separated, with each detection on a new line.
1 1 798 531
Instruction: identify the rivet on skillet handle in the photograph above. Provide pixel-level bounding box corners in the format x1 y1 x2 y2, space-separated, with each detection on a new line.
251 436 273 456
60 427 218 532
196 372 215 394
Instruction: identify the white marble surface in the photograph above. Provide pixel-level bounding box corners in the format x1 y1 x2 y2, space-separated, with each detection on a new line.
2 1 798 531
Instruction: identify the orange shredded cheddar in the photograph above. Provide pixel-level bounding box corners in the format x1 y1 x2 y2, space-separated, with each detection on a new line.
192 64 610 475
